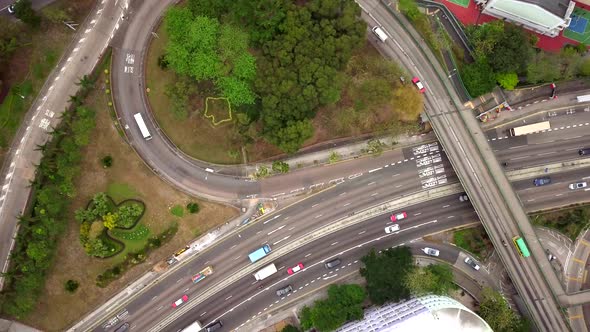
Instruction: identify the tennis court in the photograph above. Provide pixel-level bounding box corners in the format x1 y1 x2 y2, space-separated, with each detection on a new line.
447 0 470 9
564 8 590 44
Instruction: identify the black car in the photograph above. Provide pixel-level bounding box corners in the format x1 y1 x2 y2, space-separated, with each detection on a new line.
206 320 223 332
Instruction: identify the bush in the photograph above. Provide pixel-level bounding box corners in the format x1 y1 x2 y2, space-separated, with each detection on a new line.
64 279 79 293
157 54 169 69
186 202 200 214
281 325 300 332
101 155 113 168
272 161 289 173
170 205 184 217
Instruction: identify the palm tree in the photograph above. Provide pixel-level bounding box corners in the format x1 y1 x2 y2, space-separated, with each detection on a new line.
75 75 95 92
68 94 83 107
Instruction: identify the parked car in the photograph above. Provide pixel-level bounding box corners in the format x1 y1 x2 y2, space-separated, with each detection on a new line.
464 257 480 271
533 177 551 186
171 294 188 308
7 0 19 14
459 193 469 202
390 212 407 222
287 262 304 275
412 76 426 93
569 182 587 190
325 258 341 269
422 247 440 256
384 224 400 234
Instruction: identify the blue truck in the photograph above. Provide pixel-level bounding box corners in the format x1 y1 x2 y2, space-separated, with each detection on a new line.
248 244 271 263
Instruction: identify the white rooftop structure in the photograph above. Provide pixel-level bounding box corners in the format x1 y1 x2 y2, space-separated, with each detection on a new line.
336 295 492 332
474 0 575 37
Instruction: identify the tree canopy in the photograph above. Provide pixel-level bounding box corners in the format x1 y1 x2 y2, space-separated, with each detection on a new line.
164 7 256 107
478 287 527 332
405 263 455 296
300 284 366 332
360 247 414 304
255 0 366 151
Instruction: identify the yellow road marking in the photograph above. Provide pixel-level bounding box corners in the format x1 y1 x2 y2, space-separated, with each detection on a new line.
580 240 590 247
572 258 585 264
567 276 582 282
570 315 583 320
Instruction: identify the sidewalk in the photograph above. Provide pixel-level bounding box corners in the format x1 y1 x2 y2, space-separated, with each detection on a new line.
479 90 590 130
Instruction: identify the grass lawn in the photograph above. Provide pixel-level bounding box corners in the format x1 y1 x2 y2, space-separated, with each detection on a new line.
170 204 184 217
453 226 493 259
146 25 421 165
532 205 590 240
23 55 238 331
0 0 96 166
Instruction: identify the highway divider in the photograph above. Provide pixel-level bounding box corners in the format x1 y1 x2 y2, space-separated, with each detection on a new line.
149 183 464 331
506 158 590 181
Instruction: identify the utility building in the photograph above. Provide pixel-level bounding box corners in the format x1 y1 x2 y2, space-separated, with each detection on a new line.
474 0 575 37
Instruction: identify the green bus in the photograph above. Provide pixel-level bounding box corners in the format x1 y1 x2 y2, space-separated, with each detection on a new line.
512 236 530 258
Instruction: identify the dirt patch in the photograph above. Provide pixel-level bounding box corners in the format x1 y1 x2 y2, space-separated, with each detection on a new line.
22 62 238 331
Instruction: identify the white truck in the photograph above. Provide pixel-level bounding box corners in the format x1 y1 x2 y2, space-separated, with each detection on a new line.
254 263 277 281
181 320 202 331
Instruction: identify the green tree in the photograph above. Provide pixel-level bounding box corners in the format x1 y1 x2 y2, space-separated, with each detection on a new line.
478 287 524 332
405 264 455 296
14 0 41 29
64 279 79 293
164 76 196 119
360 247 414 304
496 72 519 90
526 52 561 83
268 119 314 154
101 155 113 168
281 325 300 332
186 202 200 213
271 161 289 173
117 203 143 228
299 284 366 331
41 6 70 23
462 59 497 97
579 58 590 77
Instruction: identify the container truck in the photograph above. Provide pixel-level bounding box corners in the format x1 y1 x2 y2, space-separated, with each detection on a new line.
248 244 271 263
254 263 277 281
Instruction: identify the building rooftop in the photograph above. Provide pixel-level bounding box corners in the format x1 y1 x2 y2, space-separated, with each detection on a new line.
336 295 492 332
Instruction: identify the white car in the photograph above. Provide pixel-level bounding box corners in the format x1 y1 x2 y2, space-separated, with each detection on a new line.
569 182 587 190
384 224 400 234
422 247 440 256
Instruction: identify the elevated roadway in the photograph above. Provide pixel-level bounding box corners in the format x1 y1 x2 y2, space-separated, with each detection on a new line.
361 0 570 330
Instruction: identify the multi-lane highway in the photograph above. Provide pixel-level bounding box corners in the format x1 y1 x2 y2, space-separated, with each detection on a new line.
1 0 589 330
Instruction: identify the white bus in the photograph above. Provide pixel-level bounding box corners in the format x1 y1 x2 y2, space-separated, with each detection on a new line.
133 113 152 140
509 121 550 137
254 263 277 281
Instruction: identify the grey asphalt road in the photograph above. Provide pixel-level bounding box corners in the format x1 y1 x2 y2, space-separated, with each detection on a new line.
108 194 478 332
89 159 588 332
361 1 569 330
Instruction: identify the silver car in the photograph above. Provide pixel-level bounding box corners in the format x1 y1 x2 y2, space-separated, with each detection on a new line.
464 257 480 271
569 182 587 190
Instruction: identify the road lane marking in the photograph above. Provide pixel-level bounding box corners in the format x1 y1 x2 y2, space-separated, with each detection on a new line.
368 167 382 173
315 214 323 219
414 212 422 216
225 295 232 301
331 242 338 246
368 181 376 186
312 203 319 208
305 253 312 258
442 205 450 208
267 225 285 235
358 230 366 235
572 258 585 264
339 192 347 196
371 192 378 196
343 202 351 207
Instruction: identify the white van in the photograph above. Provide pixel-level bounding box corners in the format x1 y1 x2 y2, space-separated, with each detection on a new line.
372 26 388 42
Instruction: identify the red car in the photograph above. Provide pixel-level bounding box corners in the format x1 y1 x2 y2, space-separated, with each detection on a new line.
287 262 304 275
390 212 407 222
172 294 188 308
412 76 426 93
